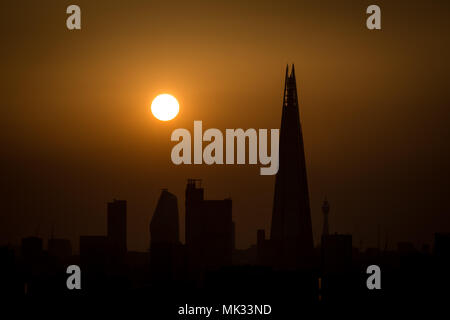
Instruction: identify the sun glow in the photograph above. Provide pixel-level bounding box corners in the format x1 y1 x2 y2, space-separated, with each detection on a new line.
151 94 179 121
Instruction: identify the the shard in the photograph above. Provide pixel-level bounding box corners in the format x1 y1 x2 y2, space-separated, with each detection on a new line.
270 64 314 268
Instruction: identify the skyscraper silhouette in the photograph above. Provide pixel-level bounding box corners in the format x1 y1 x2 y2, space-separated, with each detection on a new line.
150 189 182 282
270 65 314 268
185 179 233 272
150 189 180 246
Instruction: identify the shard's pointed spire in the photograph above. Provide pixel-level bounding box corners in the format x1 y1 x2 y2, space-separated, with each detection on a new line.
271 64 313 268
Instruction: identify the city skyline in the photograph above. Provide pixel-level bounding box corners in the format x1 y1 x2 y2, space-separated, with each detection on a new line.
1 0 450 254
3 64 444 258
2 58 450 304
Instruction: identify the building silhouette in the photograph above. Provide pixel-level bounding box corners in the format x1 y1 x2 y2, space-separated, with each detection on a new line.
78 199 128 292
270 65 314 268
2 66 450 306
150 189 184 282
185 179 234 274
150 189 180 246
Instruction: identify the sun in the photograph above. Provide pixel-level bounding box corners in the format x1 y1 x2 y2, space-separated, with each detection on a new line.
151 94 179 121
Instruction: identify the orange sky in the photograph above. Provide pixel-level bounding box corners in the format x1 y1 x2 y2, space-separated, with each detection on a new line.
1 0 450 251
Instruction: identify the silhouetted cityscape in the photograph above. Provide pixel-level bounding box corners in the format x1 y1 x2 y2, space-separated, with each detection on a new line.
1 66 449 311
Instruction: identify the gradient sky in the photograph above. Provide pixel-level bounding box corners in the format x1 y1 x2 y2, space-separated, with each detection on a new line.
1 0 449 252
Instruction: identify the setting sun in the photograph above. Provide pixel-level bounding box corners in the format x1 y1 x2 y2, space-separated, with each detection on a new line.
151 94 179 121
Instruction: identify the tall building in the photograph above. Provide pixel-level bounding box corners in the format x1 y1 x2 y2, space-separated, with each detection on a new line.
185 179 233 271
270 65 314 268
107 199 127 254
150 189 180 246
149 189 184 282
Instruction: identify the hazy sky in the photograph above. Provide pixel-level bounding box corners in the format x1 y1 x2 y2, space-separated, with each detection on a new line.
1 0 449 252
